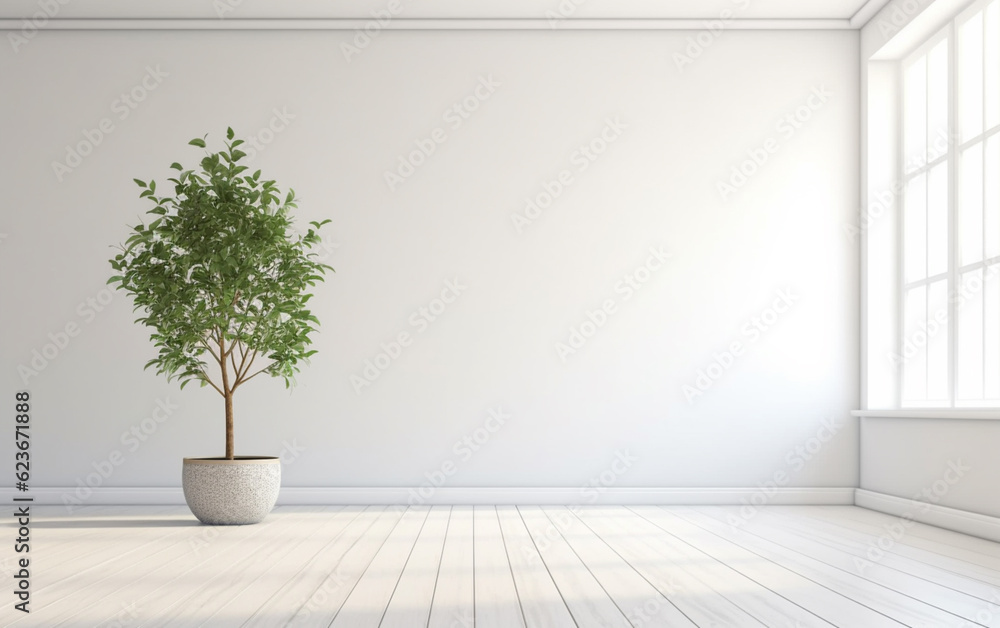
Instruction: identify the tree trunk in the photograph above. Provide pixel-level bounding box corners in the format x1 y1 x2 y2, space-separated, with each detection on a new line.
224 390 234 460
219 333 234 460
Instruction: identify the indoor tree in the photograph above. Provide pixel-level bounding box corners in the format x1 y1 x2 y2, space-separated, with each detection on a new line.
109 128 332 460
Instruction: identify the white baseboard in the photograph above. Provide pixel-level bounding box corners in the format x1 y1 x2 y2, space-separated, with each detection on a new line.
18 486 1000 542
855 489 1000 543
4 486 855 507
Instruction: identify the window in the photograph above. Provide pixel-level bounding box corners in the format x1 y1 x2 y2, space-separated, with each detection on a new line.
900 0 1000 407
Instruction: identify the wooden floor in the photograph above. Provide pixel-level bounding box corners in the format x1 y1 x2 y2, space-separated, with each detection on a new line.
4 505 1000 627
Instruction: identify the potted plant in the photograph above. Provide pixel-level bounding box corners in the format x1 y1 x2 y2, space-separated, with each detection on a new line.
109 128 333 525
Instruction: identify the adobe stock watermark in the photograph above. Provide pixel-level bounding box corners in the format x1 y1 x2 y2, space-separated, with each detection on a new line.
293 220 340 263
340 0 407 62
510 116 627 234
18 286 115 385
844 129 955 244
717 85 831 201
51 65 169 182
62 398 180 513
96 602 140 628
630 581 807 628
213 0 246 19
407 406 512 505
627 586 805 628
7 0 73 54
725 416 846 529
875 0 932 41
383 75 501 192
853 459 972 575
443 610 477 628
672 0 752 71
350 278 467 394
315 235 340 261
683 288 798 404
889 264 1000 368
288 567 349 626
556 246 669 363
624 580 684 626
311 231 340 262
240 107 296 162
545 0 588 28
962 591 1000 628
526 450 638 560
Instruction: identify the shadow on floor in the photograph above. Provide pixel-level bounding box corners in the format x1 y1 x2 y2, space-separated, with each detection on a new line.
23 519 203 528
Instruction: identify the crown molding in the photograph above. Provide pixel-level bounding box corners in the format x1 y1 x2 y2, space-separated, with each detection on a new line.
0 17 855 30
0 0 869 30
848 0 894 28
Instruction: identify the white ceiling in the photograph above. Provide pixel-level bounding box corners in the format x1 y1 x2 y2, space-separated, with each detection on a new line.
0 0 893 28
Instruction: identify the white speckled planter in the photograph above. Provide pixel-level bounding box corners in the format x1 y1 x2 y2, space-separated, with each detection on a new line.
182 456 280 525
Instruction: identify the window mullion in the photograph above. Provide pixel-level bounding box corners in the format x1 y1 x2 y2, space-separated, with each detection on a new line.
949 20 959 408
925 53 932 401
898 61 907 408
981 6 988 400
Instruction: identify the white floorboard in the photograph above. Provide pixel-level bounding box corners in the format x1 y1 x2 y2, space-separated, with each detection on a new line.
539 505 697 627
721 506 1000 626
684 507 975 627
472 505 527 628
573 506 764 627
331 506 431 628
426 505 475 628
4 504 1000 627
518 506 632 628
379 506 450 628
242 505 379 628
283 506 406 626
496 506 576 628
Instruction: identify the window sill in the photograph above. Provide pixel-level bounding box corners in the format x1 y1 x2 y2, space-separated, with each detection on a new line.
852 409 1000 420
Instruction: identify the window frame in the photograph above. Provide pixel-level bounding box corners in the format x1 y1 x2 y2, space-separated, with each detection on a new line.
897 0 1000 409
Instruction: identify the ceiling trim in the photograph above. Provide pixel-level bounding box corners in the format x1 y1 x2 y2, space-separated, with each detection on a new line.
0 17 856 31
848 0 895 28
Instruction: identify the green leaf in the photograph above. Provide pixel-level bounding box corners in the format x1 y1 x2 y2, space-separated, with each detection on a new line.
133 178 147 188
188 137 207 148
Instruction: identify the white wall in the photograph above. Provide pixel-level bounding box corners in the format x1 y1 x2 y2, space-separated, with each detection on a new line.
861 418 1000 517
0 28 859 493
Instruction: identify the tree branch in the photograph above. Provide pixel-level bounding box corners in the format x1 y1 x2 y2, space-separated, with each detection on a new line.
233 362 271 390
233 348 260 388
199 372 225 397
232 295 256 347
235 342 250 381
207 326 222 349
198 338 223 366
223 291 242 359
